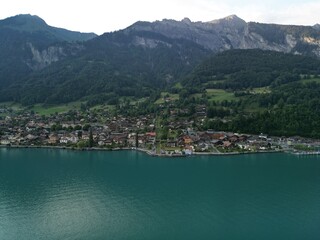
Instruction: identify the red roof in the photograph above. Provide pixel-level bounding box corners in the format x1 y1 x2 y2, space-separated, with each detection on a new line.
146 132 156 137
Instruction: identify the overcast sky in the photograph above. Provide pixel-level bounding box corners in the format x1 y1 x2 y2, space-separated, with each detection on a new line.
1 0 319 34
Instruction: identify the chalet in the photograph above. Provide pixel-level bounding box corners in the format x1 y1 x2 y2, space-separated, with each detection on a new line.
138 134 146 145
26 134 38 141
198 132 211 142
259 134 268 141
82 134 90 140
211 139 223 146
68 135 79 144
127 133 136 147
208 132 226 140
166 140 178 148
112 134 128 145
146 132 156 144
229 135 239 143
237 143 251 150
184 146 194 155
105 139 112 146
1 139 10 145
60 137 69 144
223 141 233 149
48 134 59 144
183 135 193 145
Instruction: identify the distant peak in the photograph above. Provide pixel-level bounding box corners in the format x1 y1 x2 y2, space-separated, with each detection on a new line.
181 17 192 24
224 14 241 20
208 14 246 25
16 14 41 18
313 24 320 30
10 14 45 22
1 14 47 26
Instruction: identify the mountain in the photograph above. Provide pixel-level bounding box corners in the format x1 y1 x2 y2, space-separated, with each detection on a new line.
0 14 96 41
180 49 320 138
0 14 96 89
128 15 320 57
314 24 320 30
182 49 320 91
3 30 210 105
1 14 320 106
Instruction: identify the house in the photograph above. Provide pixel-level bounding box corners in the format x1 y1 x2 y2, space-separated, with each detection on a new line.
69 135 79 144
183 136 193 145
184 146 194 155
48 134 59 144
223 141 233 149
105 139 112 146
60 137 69 144
146 132 156 144
26 134 38 141
166 140 178 148
1 139 10 145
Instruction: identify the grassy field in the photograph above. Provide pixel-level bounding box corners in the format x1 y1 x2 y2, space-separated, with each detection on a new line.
206 89 237 102
31 101 82 115
90 104 116 112
0 102 23 111
155 92 179 104
300 78 320 84
250 87 271 94
204 79 226 87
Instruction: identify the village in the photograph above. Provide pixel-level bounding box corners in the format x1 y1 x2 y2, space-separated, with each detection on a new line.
1 106 320 156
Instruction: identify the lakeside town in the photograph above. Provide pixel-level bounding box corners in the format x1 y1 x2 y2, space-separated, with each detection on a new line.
1 105 320 156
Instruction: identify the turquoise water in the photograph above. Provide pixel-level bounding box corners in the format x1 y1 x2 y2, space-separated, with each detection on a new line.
0 148 319 240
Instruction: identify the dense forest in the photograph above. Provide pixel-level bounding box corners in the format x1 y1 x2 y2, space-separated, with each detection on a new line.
0 30 210 105
182 49 320 90
177 49 320 138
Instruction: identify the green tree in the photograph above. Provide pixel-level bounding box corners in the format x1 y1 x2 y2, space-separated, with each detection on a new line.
89 128 94 148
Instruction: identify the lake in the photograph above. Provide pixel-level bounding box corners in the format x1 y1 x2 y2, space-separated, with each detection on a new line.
0 148 319 240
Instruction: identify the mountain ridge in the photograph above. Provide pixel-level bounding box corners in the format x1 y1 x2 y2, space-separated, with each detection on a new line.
0 14 97 41
1 14 320 105
127 15 320 56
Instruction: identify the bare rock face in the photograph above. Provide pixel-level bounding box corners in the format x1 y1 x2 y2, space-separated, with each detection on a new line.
27 43 65 70
126 15 320 57
26 42 85 70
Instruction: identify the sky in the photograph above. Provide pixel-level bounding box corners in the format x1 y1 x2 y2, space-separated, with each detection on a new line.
0 0 319 35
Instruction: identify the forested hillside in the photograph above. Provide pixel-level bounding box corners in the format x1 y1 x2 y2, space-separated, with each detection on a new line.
0 14 96 90
1 30 210 105
179 49 320 138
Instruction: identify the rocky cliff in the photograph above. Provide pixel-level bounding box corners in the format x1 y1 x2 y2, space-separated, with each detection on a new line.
126 15 320 57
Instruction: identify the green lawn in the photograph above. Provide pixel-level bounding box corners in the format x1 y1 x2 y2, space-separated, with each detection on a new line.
204 79 226 86
0 102 23 110
206 89 237 102
31 101 82 115
300 78 320 84
251 87 271 94
155 92 179 104
90 104 115 111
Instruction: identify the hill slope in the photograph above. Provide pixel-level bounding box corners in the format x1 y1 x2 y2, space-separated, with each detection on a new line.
183 49 320 90
1 30 210 105
1 14 320 106
0 14 96 89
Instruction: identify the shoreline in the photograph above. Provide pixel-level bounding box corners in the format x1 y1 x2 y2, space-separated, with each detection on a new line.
0 144 288 157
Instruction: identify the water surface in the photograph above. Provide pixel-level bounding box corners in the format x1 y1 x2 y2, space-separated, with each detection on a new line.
0 148 319 240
